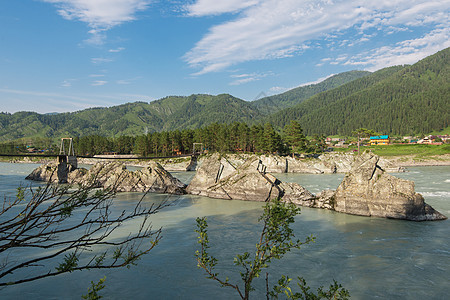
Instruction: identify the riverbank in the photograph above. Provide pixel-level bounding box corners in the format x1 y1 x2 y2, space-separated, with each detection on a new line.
2 152 450 171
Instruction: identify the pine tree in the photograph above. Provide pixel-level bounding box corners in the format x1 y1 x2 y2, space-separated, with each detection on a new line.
283 121 307 157
263 123 281 154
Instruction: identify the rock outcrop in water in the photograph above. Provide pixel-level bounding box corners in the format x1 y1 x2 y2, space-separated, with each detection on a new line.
27 161 186 195
26 162 75 183
28 153 446 221
187 153 446 221
186 153 315 203
332 152 447 221
192 153 404 174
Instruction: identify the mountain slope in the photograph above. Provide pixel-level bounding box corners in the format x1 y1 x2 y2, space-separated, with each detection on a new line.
0 94 262 141
161 94 261 130
251 70 370 114
265 47 450 136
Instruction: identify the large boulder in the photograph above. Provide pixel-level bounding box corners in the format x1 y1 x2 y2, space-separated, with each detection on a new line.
286 157 324 174
195 158 282 201
279 181 317 206
332 152 447 221
187 155 315 203
27 161 186 195
156 156 198 171
25 162 75 183
74 161 186 194
259 155 288 173
186 153 237 195
286 153 356 174
318 153 355 173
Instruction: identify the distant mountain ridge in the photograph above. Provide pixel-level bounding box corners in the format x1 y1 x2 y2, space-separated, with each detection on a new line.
0 94 263 141
265 47 449 136
0 47 448 142
252 70 370 115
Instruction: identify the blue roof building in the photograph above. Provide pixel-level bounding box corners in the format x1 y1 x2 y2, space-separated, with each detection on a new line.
369 135 390 145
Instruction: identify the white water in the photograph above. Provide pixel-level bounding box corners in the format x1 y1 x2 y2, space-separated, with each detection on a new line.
0 163 449 299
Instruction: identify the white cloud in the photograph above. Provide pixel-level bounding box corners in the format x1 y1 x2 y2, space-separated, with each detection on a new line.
0 88 156 113
185 0 450 74
109 47 125 53
117 79 131 85
116 77 141 84
342 27 450 70
91 80 108 86
43 0 151 44
91 57 113 64
229 71 274 85
269 86 288 93
0 88 110 112
61 79 76 87
298 74 336 87
185 0 261 16
268 73 337 95
119 93 154 102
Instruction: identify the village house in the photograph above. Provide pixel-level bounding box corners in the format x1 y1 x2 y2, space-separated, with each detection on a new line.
369 135 390 145
325 137 347 147
417 135 444 145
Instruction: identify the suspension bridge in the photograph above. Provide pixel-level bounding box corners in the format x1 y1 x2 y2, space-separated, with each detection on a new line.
0 138 201 170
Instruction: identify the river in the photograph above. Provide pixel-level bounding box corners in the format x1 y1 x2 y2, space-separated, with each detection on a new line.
0 162 449 299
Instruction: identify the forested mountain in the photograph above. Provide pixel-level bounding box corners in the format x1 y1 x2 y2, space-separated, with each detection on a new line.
0 94 261 141
251 70 370 114
0 48 448 142
155 94 260 130
265 47 449 136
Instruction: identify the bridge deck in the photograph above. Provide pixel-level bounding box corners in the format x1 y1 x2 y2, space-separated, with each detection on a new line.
0 154 197 160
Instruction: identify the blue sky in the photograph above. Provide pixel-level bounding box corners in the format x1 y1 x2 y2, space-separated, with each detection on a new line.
0 0 449 114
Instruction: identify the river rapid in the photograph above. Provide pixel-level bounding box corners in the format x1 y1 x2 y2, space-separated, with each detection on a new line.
0 162 449 299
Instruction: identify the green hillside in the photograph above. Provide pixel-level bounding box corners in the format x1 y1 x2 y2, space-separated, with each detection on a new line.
156 94 261 130
252 70 370 114
0 94 261 142
265 47 450 136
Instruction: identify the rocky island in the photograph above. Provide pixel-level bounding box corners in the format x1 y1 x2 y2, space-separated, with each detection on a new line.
186 153 315 203
331 152 447 221
26 161 186 195
186 152 447 221
26 152 447 221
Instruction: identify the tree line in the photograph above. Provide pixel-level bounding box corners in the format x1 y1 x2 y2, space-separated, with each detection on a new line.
73 121 326 157
0 121 327 157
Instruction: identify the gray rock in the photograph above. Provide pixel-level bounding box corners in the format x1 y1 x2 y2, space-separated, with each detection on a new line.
201 158 283 201
314 189 336 210
74 161 186 194
332 152 447 221
280 181 316 206
27 161 186 195
186 153 237 195
25 162 76 183
259 155 288 173
286 157 324 174
286 153 355 174
187 155 314 203
157 156 197 171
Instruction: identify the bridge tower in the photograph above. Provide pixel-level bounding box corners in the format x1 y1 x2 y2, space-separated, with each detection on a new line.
58 138 77 169
192 143 203 155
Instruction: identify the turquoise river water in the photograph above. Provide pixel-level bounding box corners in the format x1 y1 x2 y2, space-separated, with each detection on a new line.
0 162 449 299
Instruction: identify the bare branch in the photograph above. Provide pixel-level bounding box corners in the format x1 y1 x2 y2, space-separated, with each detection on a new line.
0 170 169 287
